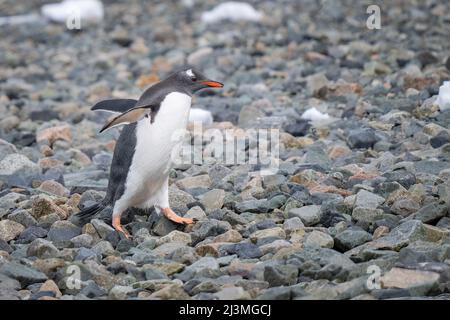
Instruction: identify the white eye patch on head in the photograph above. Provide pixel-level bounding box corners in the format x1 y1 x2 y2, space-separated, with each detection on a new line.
186 69 195 78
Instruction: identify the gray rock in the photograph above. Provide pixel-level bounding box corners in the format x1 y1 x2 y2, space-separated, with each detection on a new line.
0 193 27 218
0 262 47 287
352 207 384 223
264 265 298 287
7 209 37 228
304 231 334 248
0 219 25 241
176 257 220 281
0 153 39 176
109 285 134 300
334 229 372 251
70 234 94 248
79 190 106 209
191 219 231 245
354 190 385 208
200 189 225 211
283 217 305 233
91 219 115 239
288 205 321 226
144 268 169 280
223 242 263 259
91 241 115 257
235 199 269 213
75 247 99 261
347 128 380 149
48 221 81 242
288 246 355 269
16 226 48 244
406 203 448 224
257 286 292 300
27 238 59 258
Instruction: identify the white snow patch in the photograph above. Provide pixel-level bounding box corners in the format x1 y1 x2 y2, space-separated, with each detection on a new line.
301 107 330 121
189 108 214 125
41 0 103 24
201 2 263 24
437 81 450 111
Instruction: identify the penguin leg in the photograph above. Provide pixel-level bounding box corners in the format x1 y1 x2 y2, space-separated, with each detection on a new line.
161 207 195 225
155 177 196 225
112 211 132 239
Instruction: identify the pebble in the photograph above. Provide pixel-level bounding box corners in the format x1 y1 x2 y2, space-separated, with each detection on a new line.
288 205 321 226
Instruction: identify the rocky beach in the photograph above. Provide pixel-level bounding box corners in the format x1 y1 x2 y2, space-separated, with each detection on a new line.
0 0 450 300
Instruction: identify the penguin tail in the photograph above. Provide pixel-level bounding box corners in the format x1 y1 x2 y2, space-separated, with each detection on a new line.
71 202 105 226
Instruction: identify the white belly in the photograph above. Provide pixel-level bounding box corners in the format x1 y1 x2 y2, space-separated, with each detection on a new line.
115 92 191 211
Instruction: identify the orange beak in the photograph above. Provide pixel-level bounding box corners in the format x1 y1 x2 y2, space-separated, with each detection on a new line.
200 80 224 88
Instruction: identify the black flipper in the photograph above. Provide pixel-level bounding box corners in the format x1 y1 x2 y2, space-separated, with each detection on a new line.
91 99 138 114
99 107 149 133
71 202 105 226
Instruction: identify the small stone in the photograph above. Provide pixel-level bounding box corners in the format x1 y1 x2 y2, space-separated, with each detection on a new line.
109 285 134 300
259 240 292 255
176 175 211 189
264 265 298 287
304 231 334 248
0 219 25 241
283 217 305 234
157 230 192 246
390 198 420 217
214 286 251 300
185 206 207 220
47 221 81 242
0 192 27 217
334 229 372 251
149 284 190 299
27 238 59 258
250 227 286 242
352 207 384 223
0 262 47 286
38 180 69 197
70 234 94 248
354 190 385 208
347 128 380 149
430 131 450 148
288 205 321 226
212 230 242 243
373 226 389 240
16 226 48 244
36 124 72 145
200 189 225 211
235 199 269 213
380 267 440 296
407 203 448 224
91 219 115 239
7 210 37 228
92 241 115 257
31 194 67 220
39 280 62 298
0 153 39 176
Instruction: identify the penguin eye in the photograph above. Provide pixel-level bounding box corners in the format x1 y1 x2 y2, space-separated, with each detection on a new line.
186 69 196 81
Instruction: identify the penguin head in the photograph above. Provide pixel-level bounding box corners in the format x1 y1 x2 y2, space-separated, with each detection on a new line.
174 68 224 93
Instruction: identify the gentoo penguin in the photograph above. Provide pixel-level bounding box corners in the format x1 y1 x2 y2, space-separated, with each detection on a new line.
73 68 223 238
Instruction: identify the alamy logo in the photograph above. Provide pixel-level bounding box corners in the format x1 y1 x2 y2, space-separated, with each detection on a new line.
366 5 381 30
66 265 82 290
66 9 81 30
170 122 280 176
366 265 382 290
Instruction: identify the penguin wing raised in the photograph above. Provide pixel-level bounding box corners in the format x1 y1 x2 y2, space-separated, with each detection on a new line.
91 99 138 113
99 106 149 133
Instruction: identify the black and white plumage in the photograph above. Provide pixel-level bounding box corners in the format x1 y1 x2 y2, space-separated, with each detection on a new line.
74 68 223 238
